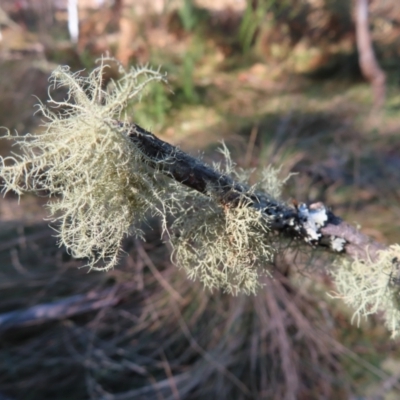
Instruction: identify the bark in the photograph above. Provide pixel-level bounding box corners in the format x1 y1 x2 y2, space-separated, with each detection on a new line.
126 122 387 263
355 0 386 110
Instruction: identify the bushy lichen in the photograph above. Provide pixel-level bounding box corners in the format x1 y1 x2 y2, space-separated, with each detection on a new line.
170 146 284 295
214 144 291 200
0 59 167 270
0 60 289 293
171 195 273 295
332 244 400 337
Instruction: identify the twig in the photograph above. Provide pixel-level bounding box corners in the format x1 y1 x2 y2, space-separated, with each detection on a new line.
244 124 258 168
126 122 386 263
136 241 184 303
0 285 128 332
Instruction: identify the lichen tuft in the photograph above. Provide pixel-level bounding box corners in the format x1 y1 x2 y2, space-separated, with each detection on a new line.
0 59 167 270
170 145 278 295
331 244 400 337
171 195 273 295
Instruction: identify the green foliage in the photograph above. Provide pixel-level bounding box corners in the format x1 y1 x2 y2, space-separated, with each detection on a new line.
238 0 289 53
181 52 199 103
171 43 203 105
239 1 266 53
133 79 172 128
177 0 198 32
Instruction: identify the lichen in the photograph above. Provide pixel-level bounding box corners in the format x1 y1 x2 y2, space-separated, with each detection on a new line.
331 244 400 337
0 59 167 270
170 145 281 295
216 144 292 200
298 202 328 243
171 194 273 295
330 236 346 252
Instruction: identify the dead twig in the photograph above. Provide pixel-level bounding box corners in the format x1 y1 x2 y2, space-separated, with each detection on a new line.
0 284 132 332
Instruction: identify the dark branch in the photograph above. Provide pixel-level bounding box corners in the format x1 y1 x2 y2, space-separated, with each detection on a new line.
126 122 387 263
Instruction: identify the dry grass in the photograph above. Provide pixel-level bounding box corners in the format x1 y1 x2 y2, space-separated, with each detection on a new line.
0 214 351 400
1 67 400 399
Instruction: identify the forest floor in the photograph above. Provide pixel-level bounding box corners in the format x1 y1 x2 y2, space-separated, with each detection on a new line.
1 3 400 398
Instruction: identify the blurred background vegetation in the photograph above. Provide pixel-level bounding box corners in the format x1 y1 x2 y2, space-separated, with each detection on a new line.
0 0 400 399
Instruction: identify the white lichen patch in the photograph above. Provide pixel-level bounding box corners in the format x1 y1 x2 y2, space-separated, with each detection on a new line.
330 236 346 252
298 202 328 243
0 59 167 270
331 244 400 337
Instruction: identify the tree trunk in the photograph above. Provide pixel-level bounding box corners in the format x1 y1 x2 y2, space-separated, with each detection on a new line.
355 0 386 110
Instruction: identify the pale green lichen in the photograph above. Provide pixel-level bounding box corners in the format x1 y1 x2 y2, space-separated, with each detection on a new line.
257 165 293 200
171 195 273 295
0 59 167 270
0 59 292 297
214 143 291 200
170 145 280 295
331 244 400 337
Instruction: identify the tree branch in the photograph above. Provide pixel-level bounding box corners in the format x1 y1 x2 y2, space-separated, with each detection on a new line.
126 123 387 263
0 286 124 332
